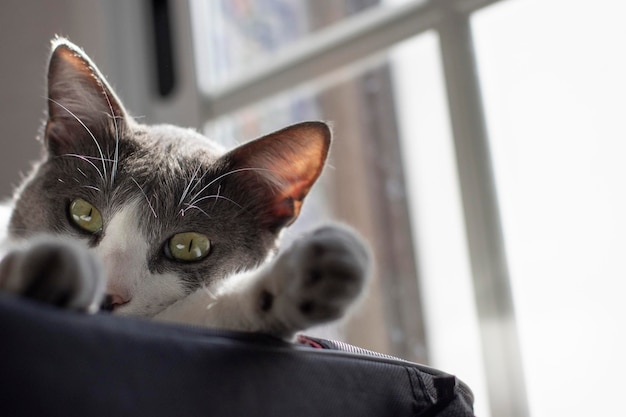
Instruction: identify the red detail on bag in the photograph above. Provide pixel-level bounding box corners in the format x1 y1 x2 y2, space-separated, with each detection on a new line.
297 335 324 349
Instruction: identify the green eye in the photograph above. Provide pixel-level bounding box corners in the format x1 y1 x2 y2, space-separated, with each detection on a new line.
167 232 211 262
69 198 103 233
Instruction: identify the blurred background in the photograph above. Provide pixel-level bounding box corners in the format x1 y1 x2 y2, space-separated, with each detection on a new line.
1 0 625 416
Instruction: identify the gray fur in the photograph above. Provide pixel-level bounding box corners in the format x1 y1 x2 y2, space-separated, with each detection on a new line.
0 38 371 338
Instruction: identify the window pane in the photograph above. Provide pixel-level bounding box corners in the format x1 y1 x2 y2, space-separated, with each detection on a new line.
190 0 422 92
473 1 626 416
390 31 490 417
203 27 490 417
200 3 428 365
193 2 489 415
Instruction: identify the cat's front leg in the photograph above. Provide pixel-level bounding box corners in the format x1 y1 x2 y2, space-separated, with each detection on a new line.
258 225 371 337
0 238 105 313
155 225 371 339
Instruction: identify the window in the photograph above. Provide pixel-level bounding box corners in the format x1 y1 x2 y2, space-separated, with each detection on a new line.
391 30 491 416
191 0 430 364
474 1 626 416
5 0 616 415
186 0 625 416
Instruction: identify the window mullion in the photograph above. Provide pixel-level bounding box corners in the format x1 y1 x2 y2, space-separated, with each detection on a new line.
437 9 529 417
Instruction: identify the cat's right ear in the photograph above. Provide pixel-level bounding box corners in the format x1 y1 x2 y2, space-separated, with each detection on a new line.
44 37 128 156
221 121 331 233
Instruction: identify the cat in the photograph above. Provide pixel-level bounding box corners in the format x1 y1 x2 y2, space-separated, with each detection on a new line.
0 37 371 340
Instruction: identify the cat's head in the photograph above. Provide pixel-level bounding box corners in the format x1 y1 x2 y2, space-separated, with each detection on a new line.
9 38 330 316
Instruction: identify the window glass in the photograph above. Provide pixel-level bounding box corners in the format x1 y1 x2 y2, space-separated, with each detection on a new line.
474 1 626 416
390 31 490 417
199 2 428 365
190 0 421 92
191 2 489 416
203 58 424 356
202 27 491 417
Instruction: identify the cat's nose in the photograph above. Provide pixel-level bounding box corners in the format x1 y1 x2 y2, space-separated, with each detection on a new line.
101 293 130 311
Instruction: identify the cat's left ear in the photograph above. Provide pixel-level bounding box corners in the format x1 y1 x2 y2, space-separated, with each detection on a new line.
45 37 128 155
223 121 331 231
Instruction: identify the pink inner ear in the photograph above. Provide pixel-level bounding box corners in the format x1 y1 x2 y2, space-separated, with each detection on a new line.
271 178 316 223
228 121 331 227
56 45 91 76
45 39 128 156
47 40 127 126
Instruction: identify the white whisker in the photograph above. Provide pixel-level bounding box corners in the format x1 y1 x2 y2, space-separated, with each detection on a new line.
58 154 105 182
131 177 158 218
188 167 272 205
72 155 116 162
81 185 102 193
183 204 210 218
48 98 108 183
103 90 121 187
77 167 88 178
187 194 242 210
188 164 210 196
212 184 222 210
178 164 202 206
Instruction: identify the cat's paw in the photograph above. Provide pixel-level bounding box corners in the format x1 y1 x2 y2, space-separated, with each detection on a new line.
263 225 371 336
0 238 105 312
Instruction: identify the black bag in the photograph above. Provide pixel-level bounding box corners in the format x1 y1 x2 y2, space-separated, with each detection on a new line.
0 295 474 416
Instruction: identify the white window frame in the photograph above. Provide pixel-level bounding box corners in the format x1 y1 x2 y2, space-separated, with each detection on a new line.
168 0 529 415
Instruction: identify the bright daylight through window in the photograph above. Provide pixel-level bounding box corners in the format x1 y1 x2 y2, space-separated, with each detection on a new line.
190 1 626 416
474 0 626 416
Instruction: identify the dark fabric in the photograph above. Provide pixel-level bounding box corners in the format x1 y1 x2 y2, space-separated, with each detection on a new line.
0 296 474 417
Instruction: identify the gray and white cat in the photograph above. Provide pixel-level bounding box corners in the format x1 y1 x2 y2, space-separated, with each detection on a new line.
0 38 370 339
